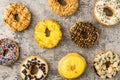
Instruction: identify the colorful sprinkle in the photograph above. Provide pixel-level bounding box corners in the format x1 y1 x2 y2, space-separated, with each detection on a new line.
0 38 19 65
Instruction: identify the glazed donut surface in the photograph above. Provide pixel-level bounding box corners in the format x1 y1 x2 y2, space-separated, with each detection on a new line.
94 0 120 26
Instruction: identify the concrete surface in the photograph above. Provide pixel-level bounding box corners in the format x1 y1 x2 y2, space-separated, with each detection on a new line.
0 0 120 80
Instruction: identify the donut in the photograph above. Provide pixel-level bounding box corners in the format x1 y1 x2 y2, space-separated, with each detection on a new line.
0 38 19 65
94 0 120 26
58 53 86 79
34 19 62 48
93 51 120 78
48 0 78 16
20 56 48 80
70 22 99 48
4 3 31 32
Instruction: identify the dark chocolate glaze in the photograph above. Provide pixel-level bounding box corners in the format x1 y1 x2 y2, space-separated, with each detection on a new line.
70 22 99 48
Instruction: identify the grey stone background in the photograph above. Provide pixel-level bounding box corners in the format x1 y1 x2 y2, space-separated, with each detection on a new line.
0 0 120 80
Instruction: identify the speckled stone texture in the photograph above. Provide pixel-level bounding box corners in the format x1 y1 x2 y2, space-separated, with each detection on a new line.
0 0 120 80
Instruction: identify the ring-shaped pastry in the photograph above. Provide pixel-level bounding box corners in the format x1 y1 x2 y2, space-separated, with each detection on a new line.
0 38 19 65
70 22 99 48
93 51 120 78
34 19 62 48
94 0 120 26
4 3 31 32
48 0 78 16
20 56 48 80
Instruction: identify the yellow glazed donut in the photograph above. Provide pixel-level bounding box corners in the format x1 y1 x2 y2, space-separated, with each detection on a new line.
94 0 120 26
58 53 86 79
4 3 31 32
48 0 78 16
34 19 62 48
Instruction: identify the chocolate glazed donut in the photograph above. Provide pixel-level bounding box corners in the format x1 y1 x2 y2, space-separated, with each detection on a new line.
70 22 99 48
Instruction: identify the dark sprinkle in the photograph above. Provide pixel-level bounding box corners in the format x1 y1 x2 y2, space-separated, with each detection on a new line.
22 69 27 75
38 60 40 63
27 60 30 63
34 58 37 60
23 64 29 69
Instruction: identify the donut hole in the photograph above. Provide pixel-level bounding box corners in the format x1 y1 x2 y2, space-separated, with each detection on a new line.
80 31 88 39
105 61 111 68
67 65 76 71
30 65 38 75
70 65 75 71
14 14 20 21
3 49 9 56
103 7 113 17
45 28 51 37
58 0 67 6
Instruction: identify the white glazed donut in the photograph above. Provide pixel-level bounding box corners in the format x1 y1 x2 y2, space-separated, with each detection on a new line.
94 0 120 26
20 56 48 80
93 51 120 78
